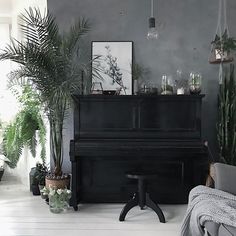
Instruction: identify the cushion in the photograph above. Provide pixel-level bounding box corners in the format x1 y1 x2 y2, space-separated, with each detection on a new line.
214 163 236 195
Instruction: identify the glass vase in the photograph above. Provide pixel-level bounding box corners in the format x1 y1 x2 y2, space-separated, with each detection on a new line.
161 75 174 95
189 72 202 94
49 195 68 214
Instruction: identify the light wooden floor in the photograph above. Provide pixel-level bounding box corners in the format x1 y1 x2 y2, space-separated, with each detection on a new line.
0 178 187 236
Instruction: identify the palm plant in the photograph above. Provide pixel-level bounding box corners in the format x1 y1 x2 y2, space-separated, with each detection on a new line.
0 8 90 176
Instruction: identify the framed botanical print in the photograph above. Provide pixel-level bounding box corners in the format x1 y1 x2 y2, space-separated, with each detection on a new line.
91 41 133 95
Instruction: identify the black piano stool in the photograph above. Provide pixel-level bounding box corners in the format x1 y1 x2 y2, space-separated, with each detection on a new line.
119 172 166 223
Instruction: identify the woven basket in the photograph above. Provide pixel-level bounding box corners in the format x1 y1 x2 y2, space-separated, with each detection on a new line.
45 176 70 189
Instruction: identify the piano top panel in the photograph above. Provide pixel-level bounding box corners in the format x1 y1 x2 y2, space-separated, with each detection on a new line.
73 94 205 141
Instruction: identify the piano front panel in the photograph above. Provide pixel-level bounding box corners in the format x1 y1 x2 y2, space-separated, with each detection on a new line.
80 158 185 203
75 95 203 140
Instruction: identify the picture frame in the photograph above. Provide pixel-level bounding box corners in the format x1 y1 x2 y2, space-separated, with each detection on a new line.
91 41 133 95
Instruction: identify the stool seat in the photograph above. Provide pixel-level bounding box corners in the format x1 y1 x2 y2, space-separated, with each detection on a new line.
126 172 158 180
119 171 165 223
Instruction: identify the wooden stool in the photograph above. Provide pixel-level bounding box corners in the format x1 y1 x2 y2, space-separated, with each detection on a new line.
119 172 165 223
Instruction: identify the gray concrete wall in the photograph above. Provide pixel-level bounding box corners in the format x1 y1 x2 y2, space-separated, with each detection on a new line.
48 0 236 173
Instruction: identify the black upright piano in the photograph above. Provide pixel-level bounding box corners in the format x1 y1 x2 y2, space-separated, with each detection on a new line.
70 95 209 210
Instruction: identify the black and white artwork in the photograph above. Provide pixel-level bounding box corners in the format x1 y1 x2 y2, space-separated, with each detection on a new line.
92 41 133 95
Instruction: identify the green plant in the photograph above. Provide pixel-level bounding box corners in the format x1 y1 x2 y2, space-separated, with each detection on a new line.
132 63 146 81
33 162 48 185
2 84 46 168
41 186 71 213
217 64 236 165
0 8 90 176
212 30 236 53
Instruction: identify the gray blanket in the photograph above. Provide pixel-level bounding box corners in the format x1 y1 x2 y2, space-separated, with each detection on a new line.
180 185 236 236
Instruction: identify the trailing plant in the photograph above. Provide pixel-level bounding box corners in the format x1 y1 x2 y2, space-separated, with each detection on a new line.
217 64 236 165
2 84 46 168
0 8 90 176
212 30 236 53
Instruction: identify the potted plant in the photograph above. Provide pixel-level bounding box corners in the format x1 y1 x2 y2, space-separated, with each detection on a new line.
0 8 90 188
41 186 71 213
32 162 48 197
217 64 236 165
211 30 236 62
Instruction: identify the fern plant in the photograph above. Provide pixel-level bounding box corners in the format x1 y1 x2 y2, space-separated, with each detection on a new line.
3 84 46 168
217 64 236 165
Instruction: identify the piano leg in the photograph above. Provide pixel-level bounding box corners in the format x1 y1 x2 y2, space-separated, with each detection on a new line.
70 140 79 211
70 160 79 211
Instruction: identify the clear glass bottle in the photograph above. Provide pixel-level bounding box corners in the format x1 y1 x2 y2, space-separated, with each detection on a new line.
161 75 174 95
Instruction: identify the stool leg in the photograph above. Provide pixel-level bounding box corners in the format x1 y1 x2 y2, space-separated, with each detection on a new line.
146 193 166 223
138 179 146 210
119 193 138 221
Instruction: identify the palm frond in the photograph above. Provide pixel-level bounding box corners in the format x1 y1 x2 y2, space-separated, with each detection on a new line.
63 18 90 56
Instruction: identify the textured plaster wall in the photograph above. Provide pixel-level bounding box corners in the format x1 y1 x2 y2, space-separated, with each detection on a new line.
48 0 236 173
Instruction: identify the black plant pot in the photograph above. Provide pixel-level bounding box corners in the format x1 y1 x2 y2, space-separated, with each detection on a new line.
32 184 40 195
29 167 36 192
0 169 4 181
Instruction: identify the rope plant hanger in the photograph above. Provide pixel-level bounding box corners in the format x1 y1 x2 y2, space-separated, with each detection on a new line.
209 0 236 65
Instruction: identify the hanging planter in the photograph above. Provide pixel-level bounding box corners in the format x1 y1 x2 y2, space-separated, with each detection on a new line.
209 30 235 64
209 0 236 64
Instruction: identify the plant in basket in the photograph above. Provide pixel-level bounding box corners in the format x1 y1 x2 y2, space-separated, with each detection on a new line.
211 30 236 62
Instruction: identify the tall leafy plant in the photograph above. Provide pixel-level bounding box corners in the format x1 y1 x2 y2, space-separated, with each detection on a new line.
0 8 90 176
3 84 46 168
217 64 236 165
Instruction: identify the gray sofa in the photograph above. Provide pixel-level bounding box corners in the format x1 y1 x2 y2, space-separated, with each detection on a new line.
203 163 236 236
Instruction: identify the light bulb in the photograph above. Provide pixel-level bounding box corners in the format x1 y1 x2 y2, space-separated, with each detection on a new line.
147 17 159 40
147 28 159 40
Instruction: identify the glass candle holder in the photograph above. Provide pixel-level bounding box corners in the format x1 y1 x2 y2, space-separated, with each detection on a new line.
189 72 202 94
161 75 174 95
91 82 103 94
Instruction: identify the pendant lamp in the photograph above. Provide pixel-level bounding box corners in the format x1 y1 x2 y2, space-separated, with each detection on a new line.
147 0 159 40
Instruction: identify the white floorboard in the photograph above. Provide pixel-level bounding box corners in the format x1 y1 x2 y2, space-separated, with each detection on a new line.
0 179 187 236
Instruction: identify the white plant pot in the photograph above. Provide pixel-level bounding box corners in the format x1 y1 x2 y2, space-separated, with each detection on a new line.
215 49 228 60
177 87 185 95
